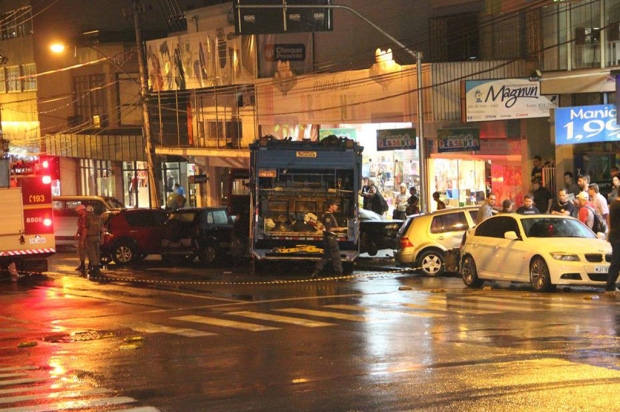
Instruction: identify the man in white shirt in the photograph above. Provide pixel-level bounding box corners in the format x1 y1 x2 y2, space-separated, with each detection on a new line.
588 183 609 225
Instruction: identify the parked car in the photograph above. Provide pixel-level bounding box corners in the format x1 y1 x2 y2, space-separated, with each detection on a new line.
100 208 168 265
460 214 611 292
53 195 125 246
359 209 403 256
394 207 478 276
160 207 234 265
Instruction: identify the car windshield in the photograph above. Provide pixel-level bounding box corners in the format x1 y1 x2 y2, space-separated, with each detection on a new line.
521 217 597 239
105 197 125 209
171 211 197 223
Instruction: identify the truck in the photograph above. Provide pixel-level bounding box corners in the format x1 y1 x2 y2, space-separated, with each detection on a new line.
249 135 363 273
0 158 56 278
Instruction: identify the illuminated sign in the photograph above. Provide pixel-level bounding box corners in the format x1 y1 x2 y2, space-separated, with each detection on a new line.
296 151 317 158
463 79 558 122
554 104 619 145
376 128 416 151
437 128 480 153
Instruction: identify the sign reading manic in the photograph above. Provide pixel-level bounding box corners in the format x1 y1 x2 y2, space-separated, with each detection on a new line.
463 79 558 122
554 104 619 145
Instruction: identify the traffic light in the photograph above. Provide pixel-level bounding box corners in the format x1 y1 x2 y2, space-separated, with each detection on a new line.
39 156 60 180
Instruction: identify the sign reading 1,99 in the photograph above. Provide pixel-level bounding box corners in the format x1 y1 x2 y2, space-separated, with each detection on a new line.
555 104 619 146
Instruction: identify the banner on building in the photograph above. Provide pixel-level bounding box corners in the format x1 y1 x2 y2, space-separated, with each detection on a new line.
554 104 619 145
463 78 558 122
437 128 480 153
319 128 357 140
376 128 416 151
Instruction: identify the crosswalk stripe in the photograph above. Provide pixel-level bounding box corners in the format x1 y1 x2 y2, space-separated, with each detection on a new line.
230 311 334 327
274 308 367 322
402 302 497 315
460 295 596 309
0 367 36 373
116 407 161 412
0 378 46 387
130 322 216 337
425 296 539 312
0 374 27 380
0 396 136 412
324 304 444 318
173 315 280 332
0 388 112 405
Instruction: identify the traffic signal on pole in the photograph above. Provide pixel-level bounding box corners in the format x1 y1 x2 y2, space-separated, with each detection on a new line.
39 156 60 180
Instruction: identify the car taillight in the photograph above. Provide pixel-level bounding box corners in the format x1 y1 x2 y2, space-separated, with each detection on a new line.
400 237 413 248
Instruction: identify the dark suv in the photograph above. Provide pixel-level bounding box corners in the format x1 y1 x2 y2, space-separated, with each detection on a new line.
100 208 168 265
160 207 234 265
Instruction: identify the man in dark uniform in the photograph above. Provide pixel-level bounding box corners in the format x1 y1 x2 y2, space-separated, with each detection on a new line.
311 200 347 278
605 191 620 295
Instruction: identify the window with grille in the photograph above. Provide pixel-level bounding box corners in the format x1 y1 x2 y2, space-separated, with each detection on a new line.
22 63 36 91
6 66 20 93
0 68 6 93
73 74 107 128
0 6 32 40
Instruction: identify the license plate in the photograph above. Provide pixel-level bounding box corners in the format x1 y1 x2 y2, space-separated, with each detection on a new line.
29 237 47 244
594 265 609 273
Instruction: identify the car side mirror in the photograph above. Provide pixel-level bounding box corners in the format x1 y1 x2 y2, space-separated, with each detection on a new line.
504 231 520 240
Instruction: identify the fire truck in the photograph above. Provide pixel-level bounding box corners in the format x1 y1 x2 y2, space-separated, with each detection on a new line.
0 157 56 277
249 135 363 272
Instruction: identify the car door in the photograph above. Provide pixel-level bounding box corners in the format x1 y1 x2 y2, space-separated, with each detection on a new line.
125 210 167 253
429 211 470 251
485 216 526 281
468 217 518 280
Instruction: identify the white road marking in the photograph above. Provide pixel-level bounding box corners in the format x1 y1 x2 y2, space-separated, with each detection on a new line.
230 311 335 327
173 315 280 331
274 308 367 322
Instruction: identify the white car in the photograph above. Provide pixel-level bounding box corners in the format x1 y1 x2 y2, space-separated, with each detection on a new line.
460 214 611 292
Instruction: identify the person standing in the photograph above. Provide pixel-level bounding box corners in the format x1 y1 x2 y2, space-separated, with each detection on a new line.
531 177 552 214
608 175 620 204
406 186 419 215
311 200 347 278
550 188 574 216
368 185 387 216
605 191 620 294
393 183 408 219
531 155 543 180
588 183 609 225
85 205 103 276
563 171 580 198
433 191 446 210
174 182 185 197
576 192 595 229
74 204 88 275
516 194 540 215
476 193 496 224
499 199 513 213
360 177 372 210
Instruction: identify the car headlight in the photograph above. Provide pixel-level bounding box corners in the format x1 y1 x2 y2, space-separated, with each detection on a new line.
550 252 580 261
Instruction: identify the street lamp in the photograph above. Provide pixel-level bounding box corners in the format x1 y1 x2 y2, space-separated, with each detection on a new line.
49 39 161 208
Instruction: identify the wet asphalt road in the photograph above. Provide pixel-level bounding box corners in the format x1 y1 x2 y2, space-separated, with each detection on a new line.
2 250 620 411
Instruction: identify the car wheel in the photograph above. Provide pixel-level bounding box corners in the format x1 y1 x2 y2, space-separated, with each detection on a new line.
417 249 444 277
111 241 136 265
461 255 483 288
198 244 218 265
530 257 553 292
361 233 378 256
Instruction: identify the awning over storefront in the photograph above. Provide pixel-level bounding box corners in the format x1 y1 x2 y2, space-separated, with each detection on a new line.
155 146 250 169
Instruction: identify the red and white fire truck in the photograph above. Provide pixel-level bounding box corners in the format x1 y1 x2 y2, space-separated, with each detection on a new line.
0 157 55 276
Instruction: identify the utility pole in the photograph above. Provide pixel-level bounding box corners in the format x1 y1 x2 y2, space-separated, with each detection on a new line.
126 0 161 208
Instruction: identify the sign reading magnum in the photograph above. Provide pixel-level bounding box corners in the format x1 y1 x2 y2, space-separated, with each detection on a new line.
376 128 416 151
463 78 558 122
437 128 480 153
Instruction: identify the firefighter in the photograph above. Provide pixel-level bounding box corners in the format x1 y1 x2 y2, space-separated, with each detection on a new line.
84 205 103 276
74 204 88 275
